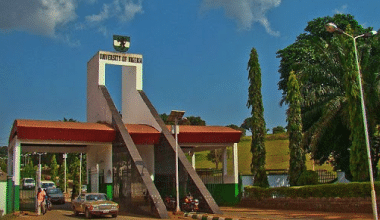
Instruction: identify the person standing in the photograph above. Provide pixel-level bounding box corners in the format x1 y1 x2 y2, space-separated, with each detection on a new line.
37 188 46 215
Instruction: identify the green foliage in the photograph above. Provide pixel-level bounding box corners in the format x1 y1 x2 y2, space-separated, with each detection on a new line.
69 156 80 198
21 160 36 179
58 160 66 192
50 155 59 184
287 71 306 186
194 135 332 175
245 182 380 199
184 116 206 125
296 170 318 186
277 14 380 181
226 124 246 137
247 47 268 187
241 117 252 132
160 113 206 125
62 117 77 122
0 159 6 172
272 126 286 134
206 149 231 169
253 168 269 188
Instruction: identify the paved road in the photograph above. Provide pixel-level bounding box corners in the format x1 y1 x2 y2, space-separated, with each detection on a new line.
12 204 376 220
13 202 188 220
218 206 375 220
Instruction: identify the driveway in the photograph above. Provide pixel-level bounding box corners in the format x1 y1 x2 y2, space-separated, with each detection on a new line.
11 204 375 220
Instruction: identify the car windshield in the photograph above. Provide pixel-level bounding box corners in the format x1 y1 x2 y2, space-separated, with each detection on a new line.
25 179 34 183
42 183 54 188
47 188 62 194
86 194 107 201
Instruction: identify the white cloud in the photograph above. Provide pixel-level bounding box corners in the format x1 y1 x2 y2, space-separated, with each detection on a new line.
86 4 110 23
85 0 143 24
200 0 281 36
0 0 77 36
334 5 348 14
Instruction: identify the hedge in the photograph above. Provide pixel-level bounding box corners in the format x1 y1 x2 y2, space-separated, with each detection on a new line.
245 182 380 199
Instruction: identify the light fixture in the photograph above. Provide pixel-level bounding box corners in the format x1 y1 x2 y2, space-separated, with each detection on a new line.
326 22 378 220
167 110 185 213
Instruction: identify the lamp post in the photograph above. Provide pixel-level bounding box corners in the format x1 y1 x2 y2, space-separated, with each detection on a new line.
79 153 82 193
63 153 67 193
168 110 185 213
33 152 46 188
326 22 378 220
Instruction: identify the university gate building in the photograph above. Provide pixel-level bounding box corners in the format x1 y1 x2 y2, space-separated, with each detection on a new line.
6 48 242 218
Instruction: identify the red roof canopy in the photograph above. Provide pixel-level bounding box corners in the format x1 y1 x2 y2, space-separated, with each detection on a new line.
10 119 241 145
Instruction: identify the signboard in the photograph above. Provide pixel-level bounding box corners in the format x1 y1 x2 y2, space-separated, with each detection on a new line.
99 52 142 63
113 35 130 52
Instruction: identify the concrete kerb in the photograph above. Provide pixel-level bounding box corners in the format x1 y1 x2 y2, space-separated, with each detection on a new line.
184 212 241 220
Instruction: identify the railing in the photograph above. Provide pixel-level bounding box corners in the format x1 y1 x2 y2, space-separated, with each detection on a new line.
196 168 223 185
316 170 337 184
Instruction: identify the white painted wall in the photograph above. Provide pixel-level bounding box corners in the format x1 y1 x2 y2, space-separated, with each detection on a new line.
87 53 112 124
122 66 161 131
86 144 113 186
222 144 239 184
136 145 155 180
0 181 6 216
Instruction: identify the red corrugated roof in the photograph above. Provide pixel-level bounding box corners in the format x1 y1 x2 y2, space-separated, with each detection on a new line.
9 119 241 145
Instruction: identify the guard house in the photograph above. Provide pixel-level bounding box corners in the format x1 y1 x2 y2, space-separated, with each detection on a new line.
6 49 242 218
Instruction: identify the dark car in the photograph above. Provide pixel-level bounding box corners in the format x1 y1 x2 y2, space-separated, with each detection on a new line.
46 187 65 204
72 193 118 218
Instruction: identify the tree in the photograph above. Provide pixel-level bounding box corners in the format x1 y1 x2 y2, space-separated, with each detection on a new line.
21 160 36 179
184 116 206 126
247 47 268 187
0 159 6 173
272 126 286 134
241 117 253 132
277 14 380 181
286 71 306 186
206 148 231 169
69 156 80 198
50 154 59 184
160 113 206 125
226 124 246 137
58 160 66 192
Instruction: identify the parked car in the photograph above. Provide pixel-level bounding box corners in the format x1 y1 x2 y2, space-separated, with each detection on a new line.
41 180 56 191
22 178 35 190
72 193 119 219
46 187 65 204
81 185 87 193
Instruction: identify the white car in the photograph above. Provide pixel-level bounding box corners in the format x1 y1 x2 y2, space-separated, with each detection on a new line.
22 178 35 189
41 180 56 191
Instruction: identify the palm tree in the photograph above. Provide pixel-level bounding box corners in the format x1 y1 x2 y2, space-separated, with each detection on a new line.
277 14 380 181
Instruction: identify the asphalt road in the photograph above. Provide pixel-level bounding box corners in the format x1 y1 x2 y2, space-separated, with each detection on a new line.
12 203 376 220
13 202 188 220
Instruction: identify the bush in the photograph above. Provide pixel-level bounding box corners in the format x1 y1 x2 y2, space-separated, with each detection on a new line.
297 170 318 186
245 182 380 199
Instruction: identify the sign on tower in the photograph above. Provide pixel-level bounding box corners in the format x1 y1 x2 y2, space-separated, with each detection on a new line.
113 35 130 52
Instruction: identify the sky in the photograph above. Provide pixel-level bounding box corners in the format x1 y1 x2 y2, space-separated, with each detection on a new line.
1 0 380 146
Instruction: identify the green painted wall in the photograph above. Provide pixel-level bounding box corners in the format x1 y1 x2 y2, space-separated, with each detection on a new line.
14 185 20 211
205 183 240 205
6 178 13 214
105 183 112 200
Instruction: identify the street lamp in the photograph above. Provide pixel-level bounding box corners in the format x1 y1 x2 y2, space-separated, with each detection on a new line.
167 110 185 213
63 153 67 193
326 22 378 220
33 152 47 188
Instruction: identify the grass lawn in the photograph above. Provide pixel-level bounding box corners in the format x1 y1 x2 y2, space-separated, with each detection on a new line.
193 134 334 175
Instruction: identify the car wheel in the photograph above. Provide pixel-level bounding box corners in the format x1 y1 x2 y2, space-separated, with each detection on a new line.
85 208 92 219
73 208 79 216
112 213 118 218
72 206 79 216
